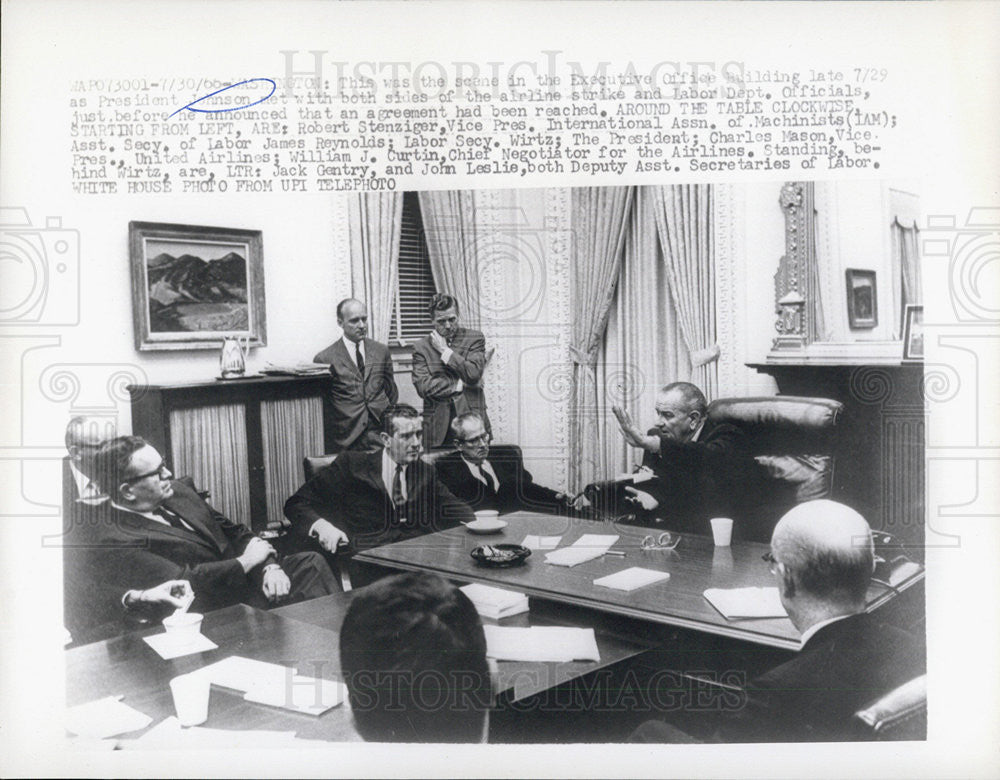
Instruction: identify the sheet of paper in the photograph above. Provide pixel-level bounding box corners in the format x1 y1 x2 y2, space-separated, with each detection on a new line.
460 583 526 609
593 567 671 592
243 676 347 716
521 534 562 551
194 656 292 692
545 534 619 567
142 631 218 660
65 696 152 740
483 625 601 662
703 587 789 619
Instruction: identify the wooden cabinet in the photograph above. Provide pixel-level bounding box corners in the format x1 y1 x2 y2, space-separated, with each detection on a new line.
128 375 334 531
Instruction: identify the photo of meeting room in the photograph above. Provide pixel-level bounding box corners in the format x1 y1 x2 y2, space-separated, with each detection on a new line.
56 180 926 745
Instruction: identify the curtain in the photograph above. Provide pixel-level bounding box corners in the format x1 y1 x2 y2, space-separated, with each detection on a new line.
261 397 324 528
349 193 403 342
891 218 922 338
600 188 690 477
567 187 634 492
418 190 482 329
169 404 250 526
650 185 719 398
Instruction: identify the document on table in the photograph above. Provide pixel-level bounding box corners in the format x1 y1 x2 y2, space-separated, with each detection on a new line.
593 567 671 591
483 625 601 662
703 587 789 619
459 583 529 619
65 695 152 739
194 656 290 691
545 534 619 567
521 534 562 551
243 675 347 716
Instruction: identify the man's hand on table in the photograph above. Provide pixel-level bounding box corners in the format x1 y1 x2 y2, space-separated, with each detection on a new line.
624 486 659 511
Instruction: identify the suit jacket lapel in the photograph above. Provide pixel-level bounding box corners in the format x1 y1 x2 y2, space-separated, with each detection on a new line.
118 506 219 552
333 339 362 379
163 494 226 554
361 338 374 381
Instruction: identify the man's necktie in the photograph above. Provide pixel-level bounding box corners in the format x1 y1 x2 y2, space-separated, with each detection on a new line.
392 465 404 507
154 506 188 531
355 343 365 373
477 463 497 493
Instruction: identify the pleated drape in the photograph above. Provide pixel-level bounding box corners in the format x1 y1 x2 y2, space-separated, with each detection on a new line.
567 187 634 492
417 190 482 329
260 397 324 527
891 218 922 338
650 185 719 398
169 404 250 526
348 193 403 341
600 187 690 477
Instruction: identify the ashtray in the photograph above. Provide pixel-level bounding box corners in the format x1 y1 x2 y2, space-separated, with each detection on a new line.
470 544 531 568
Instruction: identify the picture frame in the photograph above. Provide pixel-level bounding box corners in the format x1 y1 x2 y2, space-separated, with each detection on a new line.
902 304 924 361
845 268 878 329
129 221 266 351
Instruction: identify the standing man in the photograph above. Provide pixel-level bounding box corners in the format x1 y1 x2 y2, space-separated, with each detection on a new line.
284 404 475 586
314 298 398 451
411 293 491 448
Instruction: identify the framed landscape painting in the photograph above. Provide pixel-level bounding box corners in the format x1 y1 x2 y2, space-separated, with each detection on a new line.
129 221 266 351
845 268 878 329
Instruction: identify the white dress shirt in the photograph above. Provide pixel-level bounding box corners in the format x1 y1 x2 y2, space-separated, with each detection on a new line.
342 335 365 370
381 448 408 502
463 456 499 492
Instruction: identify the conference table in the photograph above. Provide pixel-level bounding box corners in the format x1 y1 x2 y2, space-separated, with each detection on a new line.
65 586 654 743
356 511 925 652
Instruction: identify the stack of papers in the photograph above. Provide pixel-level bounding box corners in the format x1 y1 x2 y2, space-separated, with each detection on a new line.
703 587 788 619
483 626 601 662
593 567 671 592
66 695 152 739
460 583 529 620
262 361 330 376
545 534 619 567
194 655 346 716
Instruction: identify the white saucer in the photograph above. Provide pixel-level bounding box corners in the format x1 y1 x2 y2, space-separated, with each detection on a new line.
464 518 508 534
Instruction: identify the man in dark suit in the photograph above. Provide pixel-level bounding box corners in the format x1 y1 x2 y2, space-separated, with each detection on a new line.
314 298 398 451
613 382 765 536
435 412 589 516
84 436 338 616
631 500 925 743
284 404 475 586
411 294 491 448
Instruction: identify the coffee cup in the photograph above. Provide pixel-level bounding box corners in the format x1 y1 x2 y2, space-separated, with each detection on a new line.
710 517 734 547
162 612 204 640
169 672 210 727
473 510 500 521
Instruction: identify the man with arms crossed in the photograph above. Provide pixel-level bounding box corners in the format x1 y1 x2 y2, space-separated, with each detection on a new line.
411 293 491 448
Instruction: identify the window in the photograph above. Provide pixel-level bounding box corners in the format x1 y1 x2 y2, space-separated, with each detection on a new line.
391 192 437 346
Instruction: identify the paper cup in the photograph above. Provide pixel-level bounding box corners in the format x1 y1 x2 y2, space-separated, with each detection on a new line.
162 612 203 637
169 672 210 727
710 517 733 547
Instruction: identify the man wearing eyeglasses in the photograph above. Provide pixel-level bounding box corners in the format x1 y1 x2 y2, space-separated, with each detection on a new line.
435 413 589 515
84 436 338 616
632 500 924 742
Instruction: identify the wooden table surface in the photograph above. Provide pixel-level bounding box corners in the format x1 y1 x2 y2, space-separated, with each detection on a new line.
356 512 925 651
65 603 359 742
272 590 656 704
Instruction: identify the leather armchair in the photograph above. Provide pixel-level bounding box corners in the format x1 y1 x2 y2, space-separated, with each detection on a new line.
707 395 843 539
853 674 927 740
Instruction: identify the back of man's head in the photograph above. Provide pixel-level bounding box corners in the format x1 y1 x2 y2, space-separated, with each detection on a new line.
339 572 492 742
771 500 874 612
65 416 117 467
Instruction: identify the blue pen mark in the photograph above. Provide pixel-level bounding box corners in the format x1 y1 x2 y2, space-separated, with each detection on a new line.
168 78 276 118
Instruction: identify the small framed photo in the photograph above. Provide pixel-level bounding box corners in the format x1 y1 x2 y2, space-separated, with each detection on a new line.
845 269 878 329
902 304 924 361
129 221 266 351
